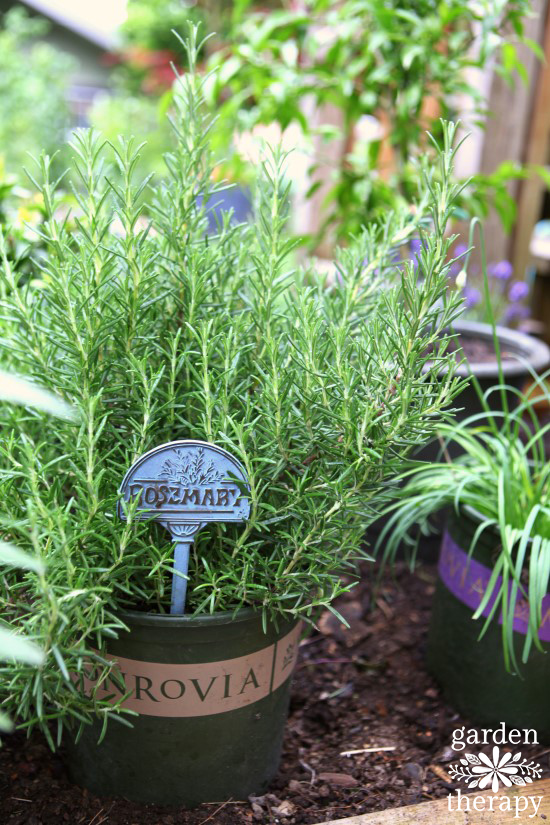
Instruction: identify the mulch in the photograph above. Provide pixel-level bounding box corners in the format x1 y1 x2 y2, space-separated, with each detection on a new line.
1 560 549 825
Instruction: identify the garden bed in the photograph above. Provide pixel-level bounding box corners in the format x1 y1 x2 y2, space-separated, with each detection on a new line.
1 561 549 825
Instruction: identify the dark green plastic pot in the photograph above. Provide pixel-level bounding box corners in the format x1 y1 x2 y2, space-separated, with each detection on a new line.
427 508 550 740
66 608 301 806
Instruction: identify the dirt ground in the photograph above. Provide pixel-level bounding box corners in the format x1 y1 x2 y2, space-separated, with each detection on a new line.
2 561 549 825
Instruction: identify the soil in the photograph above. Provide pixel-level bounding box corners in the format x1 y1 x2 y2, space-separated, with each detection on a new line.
1 563 549 825
431 334 516 365
456 335 518 365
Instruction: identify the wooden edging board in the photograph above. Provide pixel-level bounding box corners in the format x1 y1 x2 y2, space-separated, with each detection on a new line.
316 778 550 824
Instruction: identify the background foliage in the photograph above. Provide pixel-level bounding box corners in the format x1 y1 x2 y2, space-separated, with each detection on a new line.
0 8 72 176
206 0 535 239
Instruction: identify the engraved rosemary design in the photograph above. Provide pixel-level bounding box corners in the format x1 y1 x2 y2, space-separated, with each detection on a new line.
160 448 225 485
448 747 542 792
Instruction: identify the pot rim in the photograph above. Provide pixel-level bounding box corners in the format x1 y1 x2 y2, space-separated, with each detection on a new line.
117 605 282 628
448 320 550 378
455 503 536 549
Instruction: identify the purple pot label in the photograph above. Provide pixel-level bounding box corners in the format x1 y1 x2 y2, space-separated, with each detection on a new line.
75 622 301 718
438 531 550 642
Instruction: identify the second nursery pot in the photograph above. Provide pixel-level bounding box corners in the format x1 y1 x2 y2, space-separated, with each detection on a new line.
450 320 550 419
427 508 550 740
67 608 301 806
415 320 550 471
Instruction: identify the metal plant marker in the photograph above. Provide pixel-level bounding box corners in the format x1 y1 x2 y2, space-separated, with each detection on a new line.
118 440 250 614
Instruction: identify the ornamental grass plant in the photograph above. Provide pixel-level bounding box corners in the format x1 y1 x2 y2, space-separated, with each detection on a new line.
377 406 550 674
0 31 466 744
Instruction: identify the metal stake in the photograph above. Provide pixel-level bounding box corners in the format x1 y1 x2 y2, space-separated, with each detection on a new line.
171 541 191 614
169 523 201 614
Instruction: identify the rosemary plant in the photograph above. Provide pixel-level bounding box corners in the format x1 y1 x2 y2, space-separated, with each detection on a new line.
0 31 465 742
0 537 44 733
0 533 44 733
0 371 74 731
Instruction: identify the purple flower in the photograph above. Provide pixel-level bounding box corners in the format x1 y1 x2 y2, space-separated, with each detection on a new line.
488 260 513 280
449 261 461 277
504 305 530 323
409 238 424 270
463 286 482 308
453 243 468 258
508 281 529 302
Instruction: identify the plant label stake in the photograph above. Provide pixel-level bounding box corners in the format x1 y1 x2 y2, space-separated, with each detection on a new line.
118 440 250 614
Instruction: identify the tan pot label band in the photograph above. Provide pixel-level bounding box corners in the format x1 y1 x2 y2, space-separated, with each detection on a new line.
77 622 301 718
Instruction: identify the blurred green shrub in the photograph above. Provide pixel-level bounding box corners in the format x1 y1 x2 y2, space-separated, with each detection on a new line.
0 160 48 282
122 0 204 52
106 0 205 95
0 7 73 176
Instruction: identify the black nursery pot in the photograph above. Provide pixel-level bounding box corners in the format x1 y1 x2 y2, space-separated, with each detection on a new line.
66 608 301 806
427 508 550 741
